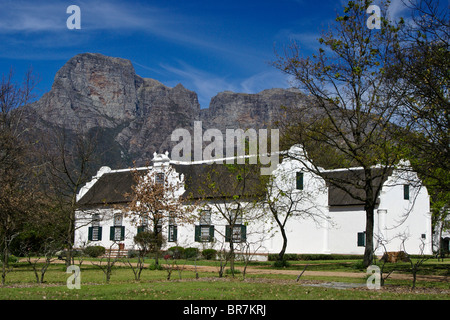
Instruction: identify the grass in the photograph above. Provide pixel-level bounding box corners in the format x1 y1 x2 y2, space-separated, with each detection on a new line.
0 258 448 301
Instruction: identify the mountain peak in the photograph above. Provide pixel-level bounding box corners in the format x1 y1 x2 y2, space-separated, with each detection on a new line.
23 53 306 168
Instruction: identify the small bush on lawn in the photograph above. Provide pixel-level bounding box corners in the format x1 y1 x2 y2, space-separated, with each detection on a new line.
84 246 105 258
225 268 241 275
184 247 199 259
202 249 217 260
273 259 290 268
168 246 185 259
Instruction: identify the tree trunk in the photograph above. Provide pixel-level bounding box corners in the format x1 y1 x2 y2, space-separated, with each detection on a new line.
229 242 235 276
278 227 288 262
364 206 375 267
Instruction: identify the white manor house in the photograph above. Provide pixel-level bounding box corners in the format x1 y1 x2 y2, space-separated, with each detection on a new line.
74 146 433 259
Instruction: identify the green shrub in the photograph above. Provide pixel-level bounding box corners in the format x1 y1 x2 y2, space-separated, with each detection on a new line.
273 259 290 268
148 263 163 270
225 268 241 275
168 246 185 259
184 247 199 259
268 254 298 261
201 249 217 260
268 253 365 261
127 250 139 258
84 246 105 258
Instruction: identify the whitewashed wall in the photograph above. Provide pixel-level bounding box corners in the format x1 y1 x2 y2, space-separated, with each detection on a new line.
75 148 432 258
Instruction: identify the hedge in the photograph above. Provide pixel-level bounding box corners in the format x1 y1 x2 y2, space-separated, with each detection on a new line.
268 253 364 261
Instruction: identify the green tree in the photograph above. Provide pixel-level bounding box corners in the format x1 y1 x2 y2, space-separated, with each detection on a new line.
274 0 406 267
385 0 449 238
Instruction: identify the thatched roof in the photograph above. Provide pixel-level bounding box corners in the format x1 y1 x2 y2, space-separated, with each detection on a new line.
77 161 393 208
77 163 265 207
77 169 136 206
322 168 393 207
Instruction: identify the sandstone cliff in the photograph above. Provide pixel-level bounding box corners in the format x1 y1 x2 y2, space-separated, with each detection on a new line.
22 53 309 168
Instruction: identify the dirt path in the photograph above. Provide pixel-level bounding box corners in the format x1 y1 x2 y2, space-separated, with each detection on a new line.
180 264 449 283
21 258 449 283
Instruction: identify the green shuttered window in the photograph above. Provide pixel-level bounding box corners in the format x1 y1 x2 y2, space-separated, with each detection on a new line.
110 226 125 241
225 225 247 243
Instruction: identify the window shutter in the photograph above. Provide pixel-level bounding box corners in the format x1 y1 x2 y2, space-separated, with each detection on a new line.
120 226 125 241
171 225 178 242
296 172 304 190
194 225 200 242
209 226 214 242
357 232 365 247
88 227 93 241
110 226 115 241
241 225 247 242
403 184 410 200
137 226 144 234
97 227 102 241
225 225 231 242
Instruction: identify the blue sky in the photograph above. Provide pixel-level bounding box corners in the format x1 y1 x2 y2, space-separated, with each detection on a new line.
0 0 416 108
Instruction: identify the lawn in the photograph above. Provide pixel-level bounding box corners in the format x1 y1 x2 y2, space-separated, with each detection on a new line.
0 258 448 302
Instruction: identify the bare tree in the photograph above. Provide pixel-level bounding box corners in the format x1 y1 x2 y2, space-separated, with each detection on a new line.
196 162 267 276
0 68 38 285
21 238 59 284
265 151 329 264
37 126 99 267
400 235 431 290
124 161 196 266
129 230 165 280
91 241 122 283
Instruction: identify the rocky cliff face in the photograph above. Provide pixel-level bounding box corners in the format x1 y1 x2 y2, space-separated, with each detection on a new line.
201 88 309 131
23 53 308 168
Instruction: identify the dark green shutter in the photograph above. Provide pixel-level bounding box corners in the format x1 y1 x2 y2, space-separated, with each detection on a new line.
296 172 304 190
120 226 125 241
137 226 144 234
225 225 231 242
110 226 115 241
404 184 410 200
88 227 93 241
357 232 365 247
209 226 214 242
241 225 247 242
194 225 200 242
97 227 102 241
172 226 178 242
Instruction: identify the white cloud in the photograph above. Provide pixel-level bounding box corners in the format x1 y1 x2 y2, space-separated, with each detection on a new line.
155 60 291 109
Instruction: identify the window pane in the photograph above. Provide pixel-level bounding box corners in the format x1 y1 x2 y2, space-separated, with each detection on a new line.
232 226 242 242
114 227 122 241
231 210 242 225
156 173 165 184
200 210 211 225
92 214 100 227
92 226 99 241
169 212 176 225
114 214 123 226
201 226 211 241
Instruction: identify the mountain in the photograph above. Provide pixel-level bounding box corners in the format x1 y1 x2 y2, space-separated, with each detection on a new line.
21 53 309 168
